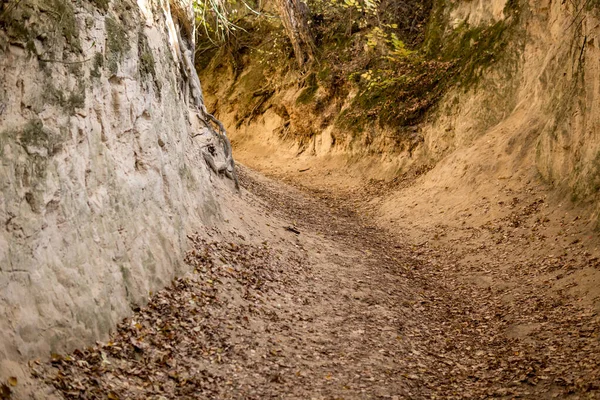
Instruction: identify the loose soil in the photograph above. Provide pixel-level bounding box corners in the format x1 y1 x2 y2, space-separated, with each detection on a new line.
31 165 600 399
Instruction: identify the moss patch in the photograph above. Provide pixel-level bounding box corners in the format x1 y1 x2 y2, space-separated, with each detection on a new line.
50 0 81 52
572 151 600 201
0 0 82 54
137 30 161 94
196 0 522 144
296 73 319 105
4 118 65 159
91 52 104 79
337 56 454 135
179 166 198 190
105 16 131 74
440 21 511 88
233 63 269 124
44 82 86 114
18 119 48 150
138 32 156 80
90 0 110 12
426 0 523 87
336 0 523 136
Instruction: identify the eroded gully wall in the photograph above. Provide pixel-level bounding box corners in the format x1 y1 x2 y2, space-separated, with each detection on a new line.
204 0 600 221
0 0 231 372
404 0 600 220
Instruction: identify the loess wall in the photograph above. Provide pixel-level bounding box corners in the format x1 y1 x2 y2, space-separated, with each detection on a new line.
0 0 232 375
410 0 600 222
201 0 600 223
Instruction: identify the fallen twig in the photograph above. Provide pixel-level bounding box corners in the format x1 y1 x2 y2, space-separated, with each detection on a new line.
284 226 301 234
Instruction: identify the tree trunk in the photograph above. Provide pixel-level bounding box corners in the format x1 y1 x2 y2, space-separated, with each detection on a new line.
275 0 315 67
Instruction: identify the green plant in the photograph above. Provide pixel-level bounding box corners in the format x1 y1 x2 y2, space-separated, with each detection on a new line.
193 0 267 44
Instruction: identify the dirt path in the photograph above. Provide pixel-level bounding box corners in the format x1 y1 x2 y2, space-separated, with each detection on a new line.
33 166 600 399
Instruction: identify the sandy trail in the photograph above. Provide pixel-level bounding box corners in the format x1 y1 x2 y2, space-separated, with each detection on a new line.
33 165 600 399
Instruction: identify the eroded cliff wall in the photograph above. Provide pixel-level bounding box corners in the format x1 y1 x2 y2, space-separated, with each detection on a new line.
200 0 600 224
0 0 231 372
398 0 600 224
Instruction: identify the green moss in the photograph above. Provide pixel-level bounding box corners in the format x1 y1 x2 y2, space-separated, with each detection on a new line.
425 0 522 89
296 73 318 105
336 108 368 134
197 0 521 142
90 0 110 11
67 61 85 79
0 0 81 54
119 264 133 299
67 88 86 111
336 54 453 136
44 82 86 114
316 66 331 82
336 0 523 137
0 0 37 53
422 0 447 57
334 0 520 136
233 64 268 124
137 31 161 94
105 16 130 74
575 151 600 199
1 18 34 51
442 21 510 88
91 52 104 78
51 0 81 52
18 119 47 149
7 118 64 159
138 32 156 80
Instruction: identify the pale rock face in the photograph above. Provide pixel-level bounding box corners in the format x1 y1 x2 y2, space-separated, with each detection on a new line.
449 0 508 28
0 0 228 371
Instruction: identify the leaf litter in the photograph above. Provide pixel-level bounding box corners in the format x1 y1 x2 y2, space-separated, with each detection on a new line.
33 166 600 399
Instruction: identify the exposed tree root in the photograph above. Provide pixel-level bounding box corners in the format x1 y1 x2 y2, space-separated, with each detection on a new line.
174 16 239 190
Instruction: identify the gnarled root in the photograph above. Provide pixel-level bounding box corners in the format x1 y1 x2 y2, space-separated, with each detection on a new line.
180 44 240 191
202 150 240 190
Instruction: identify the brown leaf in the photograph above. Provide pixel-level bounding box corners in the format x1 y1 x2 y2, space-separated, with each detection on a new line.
6 378 16 387
0 384 11 399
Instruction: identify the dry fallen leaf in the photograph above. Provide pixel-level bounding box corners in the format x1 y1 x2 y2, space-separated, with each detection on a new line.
0 384 11 399
29 171 600 399
6 378 16 387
